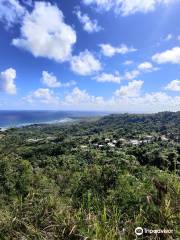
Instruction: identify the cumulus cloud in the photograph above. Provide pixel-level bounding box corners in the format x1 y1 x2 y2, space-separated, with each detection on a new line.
123 92 180 112
95 62 156 84
131 92 180 112
83 0 114 11
152 47 180 64
124 60 133 65
138 61 155 72
109 90 180 112
42 71 61 88
164 33 173 41
64 87 92 104
82 0 178 16
12 2 76 62
61 86 180 112
75 8 102 33
70 50 101 75
123 61 157 81
21 0 33 7
0 68 17 94
42 71 76 88
62 81 77 88
23 85 180 112
95 72 121 83
94 61 156 85
99 43 137 57
114 80 144 97
25 88 59 104
63 87 106 108
24 86 105 109
165 79 180 91
0 0 26 28
124 70 140 80
94 61 156 84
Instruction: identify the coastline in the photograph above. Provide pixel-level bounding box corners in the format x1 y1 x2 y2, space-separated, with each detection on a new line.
0 117 75 131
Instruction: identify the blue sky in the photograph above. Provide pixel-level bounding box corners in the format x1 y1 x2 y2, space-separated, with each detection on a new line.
0 0 180 112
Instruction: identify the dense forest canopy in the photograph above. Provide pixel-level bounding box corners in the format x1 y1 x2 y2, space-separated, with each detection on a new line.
0 111 179 240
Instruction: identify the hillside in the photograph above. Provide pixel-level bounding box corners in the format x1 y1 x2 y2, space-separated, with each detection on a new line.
91 111 180 138
0 112 179 239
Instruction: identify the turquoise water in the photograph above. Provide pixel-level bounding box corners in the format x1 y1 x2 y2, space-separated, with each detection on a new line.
0 110 105 128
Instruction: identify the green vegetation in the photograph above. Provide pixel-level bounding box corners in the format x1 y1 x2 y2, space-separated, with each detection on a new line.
0 111 180 239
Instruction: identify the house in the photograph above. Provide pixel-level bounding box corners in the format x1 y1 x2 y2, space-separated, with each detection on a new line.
130 140 140 145
161 136 169 141
27 138 43 143
98 144 104 148
93 143 98 147
80 145 88 149
46 136 56 140
119 138 127 144
107 142 115 148
105 138 110 142
142 140 151 143
144 135 153 139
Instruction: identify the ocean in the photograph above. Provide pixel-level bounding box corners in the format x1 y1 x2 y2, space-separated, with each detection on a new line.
0 110 106 129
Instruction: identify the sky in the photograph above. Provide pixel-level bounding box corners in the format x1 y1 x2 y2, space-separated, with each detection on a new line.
0 0 180 112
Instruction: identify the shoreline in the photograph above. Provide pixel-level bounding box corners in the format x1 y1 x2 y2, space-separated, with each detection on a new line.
0 117 75 131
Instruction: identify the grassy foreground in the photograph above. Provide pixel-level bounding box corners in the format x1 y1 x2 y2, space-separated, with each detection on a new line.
0 112 180 239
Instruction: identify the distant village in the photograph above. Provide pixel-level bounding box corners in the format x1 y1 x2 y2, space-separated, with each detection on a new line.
23 133 178 151
80 135 171 150
0 127 178 152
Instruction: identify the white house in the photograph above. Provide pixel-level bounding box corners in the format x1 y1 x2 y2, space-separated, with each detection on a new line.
107 142 116 148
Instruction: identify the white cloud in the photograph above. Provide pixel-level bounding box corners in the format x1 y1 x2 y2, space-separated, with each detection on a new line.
121 61 157 81
99 43 136 57
42 71 76 88
137 92 170 105
138 61 154 71
64 87 92 104
63 87 106 108
95 71 121 83
164 33 173 41
21 0 33 7
82 0 177 16
42 71 61 88
61 81 77 88
25 88 59 104
118 0 157 15
123 92 180 112
0 68 17 94
165 79 180 91
114 80 144 97
75 8 102 33
123 61 157 81
152 47 180 64
12 2 76 62
124 60 133 65
124 70 140 80
109 91 180 112
61 86 180 112
24 86 106 109
93 61 156 84
0 0 26 28
23 86 180 112
95 62 156 84
83 0 113 11
70 50 101 75
132 92 180 111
